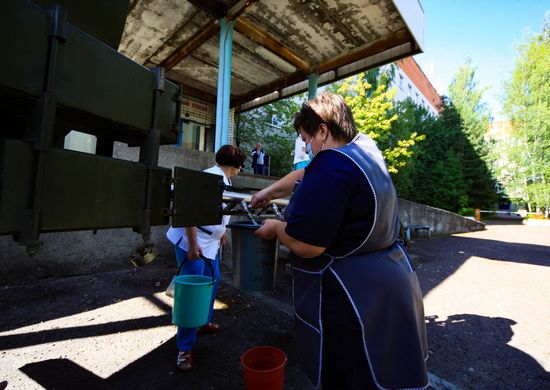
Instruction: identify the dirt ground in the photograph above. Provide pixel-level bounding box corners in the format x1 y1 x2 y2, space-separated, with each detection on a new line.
1 218 549 389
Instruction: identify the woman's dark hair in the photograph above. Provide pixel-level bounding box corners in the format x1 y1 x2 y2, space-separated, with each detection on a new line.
293 92 357 142
216 145 246 168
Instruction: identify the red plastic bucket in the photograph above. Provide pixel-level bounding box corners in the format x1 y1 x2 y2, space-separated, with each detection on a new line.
241 346 287 390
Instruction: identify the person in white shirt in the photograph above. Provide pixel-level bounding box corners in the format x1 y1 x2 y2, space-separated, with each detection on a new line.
292 135 310 170
166 144 246 371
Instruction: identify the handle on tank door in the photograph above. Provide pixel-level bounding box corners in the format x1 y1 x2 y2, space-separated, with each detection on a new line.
178 257 215 284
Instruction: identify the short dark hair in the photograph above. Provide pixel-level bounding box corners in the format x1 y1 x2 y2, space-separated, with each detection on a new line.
216 145 246 168
293 92 357 143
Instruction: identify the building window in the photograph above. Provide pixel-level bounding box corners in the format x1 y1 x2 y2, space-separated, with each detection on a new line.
415 93 419 104
179 120 206 150
399 75 404 90
408 84 412 97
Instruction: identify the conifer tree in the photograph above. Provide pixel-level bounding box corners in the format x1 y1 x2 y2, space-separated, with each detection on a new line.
410 99 469 212
448 57 500 209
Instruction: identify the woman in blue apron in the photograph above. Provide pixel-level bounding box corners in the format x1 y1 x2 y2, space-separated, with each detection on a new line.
251 93 429 389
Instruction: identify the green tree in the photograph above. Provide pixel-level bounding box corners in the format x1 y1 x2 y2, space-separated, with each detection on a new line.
499 16 550 216
448 57 500 209
362 63 397 97
487 133 530 208
259 98 302 177
388 99 430 198
332 71 423 175
234 110 257 150
448 57 492 141
235 95 305 177
409 99 469 212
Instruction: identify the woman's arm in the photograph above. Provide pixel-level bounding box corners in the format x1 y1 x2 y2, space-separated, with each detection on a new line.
255 219 325 258
185 227 203 260
249 168 305 209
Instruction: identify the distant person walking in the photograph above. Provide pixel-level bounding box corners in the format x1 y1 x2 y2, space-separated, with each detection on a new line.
251 143 266 175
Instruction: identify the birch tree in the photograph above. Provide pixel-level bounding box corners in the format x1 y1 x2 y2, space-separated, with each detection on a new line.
499 16 550 216
332 72 424 176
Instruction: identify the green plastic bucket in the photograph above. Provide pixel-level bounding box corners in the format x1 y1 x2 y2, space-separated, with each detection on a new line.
172 274 214 328
228 220 279 291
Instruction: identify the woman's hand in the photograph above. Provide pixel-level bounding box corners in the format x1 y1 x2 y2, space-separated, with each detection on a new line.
248 169 305 209
219 232 228 246
249 188 273 209
254 219 283 241
187 242 203 260
255 219 326 258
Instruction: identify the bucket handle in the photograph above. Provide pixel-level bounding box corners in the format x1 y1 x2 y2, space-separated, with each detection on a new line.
177 257 215 285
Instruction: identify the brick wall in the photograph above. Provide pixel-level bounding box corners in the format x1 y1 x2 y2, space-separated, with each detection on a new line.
398 57 442 112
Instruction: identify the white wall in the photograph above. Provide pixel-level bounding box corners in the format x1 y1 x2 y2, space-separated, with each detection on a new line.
392 68 440 117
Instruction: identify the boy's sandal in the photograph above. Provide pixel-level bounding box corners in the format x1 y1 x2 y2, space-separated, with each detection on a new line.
197 322 219 334
177 350 193 371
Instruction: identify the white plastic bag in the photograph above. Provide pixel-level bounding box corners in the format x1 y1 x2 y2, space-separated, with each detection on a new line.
165 277 176 298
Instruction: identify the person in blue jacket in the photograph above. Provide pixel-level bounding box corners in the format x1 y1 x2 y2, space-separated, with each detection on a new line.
249 93 429 390
166 144 246 371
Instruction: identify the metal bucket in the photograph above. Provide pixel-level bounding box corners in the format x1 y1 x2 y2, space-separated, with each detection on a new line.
228 220 279 291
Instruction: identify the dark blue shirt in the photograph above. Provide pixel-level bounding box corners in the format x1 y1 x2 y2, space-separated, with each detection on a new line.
285 150 375 257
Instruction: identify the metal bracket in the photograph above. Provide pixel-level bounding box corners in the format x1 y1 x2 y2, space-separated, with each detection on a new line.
164 176 178 184
170 122 181 133
45 4 68 43
223 185 257 194
18 208 44 257
163 208 178 216
151 67 166 92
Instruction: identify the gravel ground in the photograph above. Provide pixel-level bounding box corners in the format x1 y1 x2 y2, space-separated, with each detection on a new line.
0 218 549 389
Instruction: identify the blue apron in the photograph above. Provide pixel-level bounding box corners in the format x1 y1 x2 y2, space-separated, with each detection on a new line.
286 133 429 390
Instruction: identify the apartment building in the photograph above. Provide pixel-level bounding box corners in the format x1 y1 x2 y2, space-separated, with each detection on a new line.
394 57 442 117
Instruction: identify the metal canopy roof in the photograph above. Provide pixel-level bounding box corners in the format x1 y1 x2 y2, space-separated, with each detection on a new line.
119 0 425 113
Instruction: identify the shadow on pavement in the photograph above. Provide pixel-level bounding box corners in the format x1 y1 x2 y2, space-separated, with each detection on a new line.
1 264 310 389
0 266 175 334
426 314 550 389
409 223 550 390
413 234 550 268
409 231 549 298
3 222 550 389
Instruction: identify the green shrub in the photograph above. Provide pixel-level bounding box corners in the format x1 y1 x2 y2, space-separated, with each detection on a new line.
458 207 476 217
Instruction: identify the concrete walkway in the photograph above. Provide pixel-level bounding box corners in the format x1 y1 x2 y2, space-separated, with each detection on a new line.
411 219 550 389
0 219 548 389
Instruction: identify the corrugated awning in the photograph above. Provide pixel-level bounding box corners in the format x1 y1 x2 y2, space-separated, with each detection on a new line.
119 0 425 112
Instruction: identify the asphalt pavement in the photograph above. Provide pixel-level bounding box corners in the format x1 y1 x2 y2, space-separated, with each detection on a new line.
1 218 549 389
